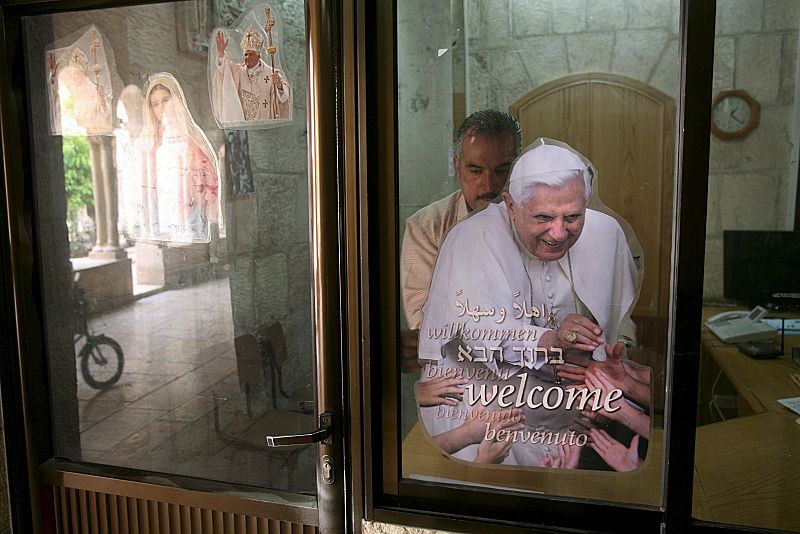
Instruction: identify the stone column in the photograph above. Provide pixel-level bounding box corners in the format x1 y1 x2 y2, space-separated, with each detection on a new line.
88 135 126 260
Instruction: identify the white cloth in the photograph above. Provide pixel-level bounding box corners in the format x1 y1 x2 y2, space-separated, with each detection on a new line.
215 57 291 122
49 67 113 135
512 218 616 360
419 203 637 370
417 202 638 464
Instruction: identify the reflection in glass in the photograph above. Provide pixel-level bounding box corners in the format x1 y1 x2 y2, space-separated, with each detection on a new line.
210 4 293 128
397 0 679 506
415 140 648 471
47 25 124 262
694 1 800 531
46 24 116 137
225 130 255 197
137 73 220 243
25 1 314 497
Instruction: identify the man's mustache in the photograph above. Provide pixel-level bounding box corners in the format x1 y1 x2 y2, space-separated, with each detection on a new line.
476 191 500 202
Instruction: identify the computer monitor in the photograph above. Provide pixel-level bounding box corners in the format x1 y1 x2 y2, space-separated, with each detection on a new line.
723 230 800 307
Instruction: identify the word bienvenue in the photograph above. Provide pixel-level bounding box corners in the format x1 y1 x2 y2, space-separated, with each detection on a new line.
425 365 514 381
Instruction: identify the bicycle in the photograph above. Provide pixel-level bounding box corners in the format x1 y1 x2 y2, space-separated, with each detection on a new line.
73 273 124 390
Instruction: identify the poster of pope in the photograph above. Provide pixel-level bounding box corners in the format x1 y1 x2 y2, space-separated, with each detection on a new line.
209 3 292 129
45 24 118 136
414 139 652 472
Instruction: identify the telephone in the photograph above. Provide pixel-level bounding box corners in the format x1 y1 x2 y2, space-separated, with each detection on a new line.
705 305 777 343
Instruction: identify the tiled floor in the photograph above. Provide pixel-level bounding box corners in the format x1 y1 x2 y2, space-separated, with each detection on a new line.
75 278 316 494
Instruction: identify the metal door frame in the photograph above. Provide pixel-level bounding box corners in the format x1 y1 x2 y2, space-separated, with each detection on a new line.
0 0 353 531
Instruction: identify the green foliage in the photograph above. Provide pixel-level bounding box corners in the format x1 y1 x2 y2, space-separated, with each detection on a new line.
63 135 96 256
62 135 93 219
63 93 76 118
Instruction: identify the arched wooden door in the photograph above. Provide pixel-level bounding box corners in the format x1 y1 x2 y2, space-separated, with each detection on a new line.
510 73 675 398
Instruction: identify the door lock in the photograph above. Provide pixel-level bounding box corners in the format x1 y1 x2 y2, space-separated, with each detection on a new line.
321 455 334 484
265 412 333 447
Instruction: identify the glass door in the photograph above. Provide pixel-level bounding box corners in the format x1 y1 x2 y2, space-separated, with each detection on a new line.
692 1 800 531
361 0 718 531
0 0 346 531
394 0 679 503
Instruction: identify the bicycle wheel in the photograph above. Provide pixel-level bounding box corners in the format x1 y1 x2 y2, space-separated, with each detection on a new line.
80 335 124 390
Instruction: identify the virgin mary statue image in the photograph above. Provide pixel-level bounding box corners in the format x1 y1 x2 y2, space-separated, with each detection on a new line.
137 73 220 243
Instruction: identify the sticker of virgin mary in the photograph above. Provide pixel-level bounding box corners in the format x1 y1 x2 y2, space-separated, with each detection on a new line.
132 73 221 243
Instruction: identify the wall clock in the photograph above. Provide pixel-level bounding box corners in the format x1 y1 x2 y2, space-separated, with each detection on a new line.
711 90 759 140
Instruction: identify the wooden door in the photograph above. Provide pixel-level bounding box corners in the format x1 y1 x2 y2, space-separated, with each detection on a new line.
510 73 675 391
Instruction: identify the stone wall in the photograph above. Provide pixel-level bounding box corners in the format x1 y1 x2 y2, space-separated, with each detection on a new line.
126 0 313 397
397 0 800 301
467 0 680 111
398 0 682 241
47 0 313 405
397 1 458 246
217 0 314 396
704 0 799 299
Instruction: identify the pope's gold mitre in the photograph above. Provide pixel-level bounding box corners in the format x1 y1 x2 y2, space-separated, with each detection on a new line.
69 47 89 71
239 26 264 53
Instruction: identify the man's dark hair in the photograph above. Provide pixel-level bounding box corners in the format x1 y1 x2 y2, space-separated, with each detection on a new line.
454 110 522 159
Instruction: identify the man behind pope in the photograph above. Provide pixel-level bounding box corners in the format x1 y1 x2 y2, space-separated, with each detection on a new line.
417 138 639 466
215 27 291 122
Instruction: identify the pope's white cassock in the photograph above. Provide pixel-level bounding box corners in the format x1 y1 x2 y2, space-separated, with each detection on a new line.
215 56 291 122
417 141 639 466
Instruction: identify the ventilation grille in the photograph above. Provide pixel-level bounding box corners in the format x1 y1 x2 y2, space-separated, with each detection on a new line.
52 486 318 534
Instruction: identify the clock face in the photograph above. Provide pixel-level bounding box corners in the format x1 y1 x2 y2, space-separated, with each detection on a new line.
711 90 759 139
713 95 751 133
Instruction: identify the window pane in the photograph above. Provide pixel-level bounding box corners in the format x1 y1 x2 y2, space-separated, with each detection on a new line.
25 1 316 497
693 1 800 530
397 0 679 507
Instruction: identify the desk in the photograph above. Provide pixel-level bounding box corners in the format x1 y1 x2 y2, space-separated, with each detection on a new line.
694 308 800 531
700 327 799 414
694 411 800 530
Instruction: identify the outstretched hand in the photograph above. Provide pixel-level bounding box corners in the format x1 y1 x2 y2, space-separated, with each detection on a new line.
48 53 59 77
475 435 512 464
432 404 524 456
589 429 642 472
415 376 467 407
460 404 525 445
540 443 582 469
215 31 228 57
555 342 626 385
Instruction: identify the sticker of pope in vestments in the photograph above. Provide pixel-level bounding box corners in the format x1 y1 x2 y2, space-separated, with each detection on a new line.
45 24 120 136
208 3 293 130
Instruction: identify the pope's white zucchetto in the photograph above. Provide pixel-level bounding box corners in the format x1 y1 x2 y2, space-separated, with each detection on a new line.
508 138 594 202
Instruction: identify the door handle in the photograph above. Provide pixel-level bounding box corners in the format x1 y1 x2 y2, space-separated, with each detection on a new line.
265 412 332 447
